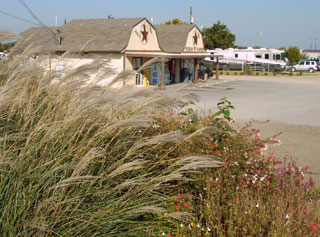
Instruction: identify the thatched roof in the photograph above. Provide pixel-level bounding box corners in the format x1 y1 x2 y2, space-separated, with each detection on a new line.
56 18 144 52
154 25 195 53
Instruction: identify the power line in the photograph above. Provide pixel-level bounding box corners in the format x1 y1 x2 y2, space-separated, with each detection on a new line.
0 10 39 26
17 0 58 43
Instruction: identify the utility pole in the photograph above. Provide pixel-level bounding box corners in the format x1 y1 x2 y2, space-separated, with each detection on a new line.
315 38 318 50
309 38 312 50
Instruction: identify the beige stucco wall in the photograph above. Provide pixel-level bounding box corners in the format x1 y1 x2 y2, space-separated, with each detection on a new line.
126 19 162 52
36 53 130 88
183 27 205 53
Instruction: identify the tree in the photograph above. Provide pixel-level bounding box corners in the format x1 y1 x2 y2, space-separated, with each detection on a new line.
286 46 302 65
164 18 188 25
203 21 236 49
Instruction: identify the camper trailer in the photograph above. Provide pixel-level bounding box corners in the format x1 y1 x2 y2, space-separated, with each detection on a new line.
206 47 287 72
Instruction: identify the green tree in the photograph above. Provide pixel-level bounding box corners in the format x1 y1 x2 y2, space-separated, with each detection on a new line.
164 18 188 25
286 46 302 65
203 21 236 49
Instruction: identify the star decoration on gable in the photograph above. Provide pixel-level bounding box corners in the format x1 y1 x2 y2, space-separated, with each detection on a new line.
193 32 198 46
141 24 148 44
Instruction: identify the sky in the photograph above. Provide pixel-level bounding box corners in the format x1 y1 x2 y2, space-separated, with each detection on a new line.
1 0 320 49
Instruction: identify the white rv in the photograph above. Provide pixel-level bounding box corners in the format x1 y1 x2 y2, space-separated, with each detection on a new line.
205 47 287 71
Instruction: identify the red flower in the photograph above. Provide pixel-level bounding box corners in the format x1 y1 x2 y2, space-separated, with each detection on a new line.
176 199 181 203
178 193 184 197
145 228 149 233
311 225 318 230
176 204 181 210
184 202 189 207
160 189 165 193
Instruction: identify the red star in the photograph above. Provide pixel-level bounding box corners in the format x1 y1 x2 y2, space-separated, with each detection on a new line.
193 32 198 46
141 25 148 43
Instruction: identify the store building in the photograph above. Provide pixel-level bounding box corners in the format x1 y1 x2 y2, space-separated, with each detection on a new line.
14 18 217 87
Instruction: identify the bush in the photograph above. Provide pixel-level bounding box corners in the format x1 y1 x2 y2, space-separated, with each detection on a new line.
234 72 239 75
220 71 224 75
256 72 260 76
273 72 277 76
289 72 293 76
264 72 268 76
299 71 303 76
226 71 230 75
244 65 253 75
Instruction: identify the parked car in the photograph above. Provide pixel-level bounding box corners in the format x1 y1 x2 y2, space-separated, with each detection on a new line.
291 60 318 73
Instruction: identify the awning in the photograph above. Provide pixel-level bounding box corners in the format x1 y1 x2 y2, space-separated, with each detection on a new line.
125 51 223 59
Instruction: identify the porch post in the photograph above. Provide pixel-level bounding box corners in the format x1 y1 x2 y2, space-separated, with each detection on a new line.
161 56 165 90
195 59 199 84
216 57 219 80
123 52 126 87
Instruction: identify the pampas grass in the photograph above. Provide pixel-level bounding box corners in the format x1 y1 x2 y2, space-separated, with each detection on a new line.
0 51 221 236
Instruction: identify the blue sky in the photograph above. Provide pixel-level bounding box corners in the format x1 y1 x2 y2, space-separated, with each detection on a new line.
1 0 320 49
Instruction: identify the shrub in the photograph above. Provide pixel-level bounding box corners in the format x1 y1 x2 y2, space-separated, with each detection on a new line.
234 72 239 75
244 65 253 75
273 72 277 76
299 71 303 76
226 71 230 75
289 72 294 76
220 71 224 75
264 72 268 76
256 72 260 76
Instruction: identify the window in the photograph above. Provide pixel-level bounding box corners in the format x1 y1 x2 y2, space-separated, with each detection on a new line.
276 55 281 60
235 53 238 58
306 62 310 65
265 54 269 59
311 62 315 65
133 57 142 70
255 54 262 58
299 62 304 65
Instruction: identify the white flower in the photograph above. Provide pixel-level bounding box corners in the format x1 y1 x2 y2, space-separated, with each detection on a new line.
188 224 191 230
285 214 289 219
162 232 165 236
256 203 259 208
180 223 183 227
196 223 200 228
208 227 211 232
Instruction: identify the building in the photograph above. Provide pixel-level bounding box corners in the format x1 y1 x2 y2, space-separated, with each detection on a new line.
301 50 320 60
13 18 214 87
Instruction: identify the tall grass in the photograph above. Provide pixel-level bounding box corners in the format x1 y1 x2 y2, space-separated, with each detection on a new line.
0 54 221 236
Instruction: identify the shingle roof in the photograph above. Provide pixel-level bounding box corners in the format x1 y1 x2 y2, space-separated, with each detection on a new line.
11 27 59 55
301 49 320 53
154 24 195 53
57 18 144 52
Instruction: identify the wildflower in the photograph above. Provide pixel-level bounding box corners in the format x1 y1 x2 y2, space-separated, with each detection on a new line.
196 223 200 228
161 189 165 193
176 199 181 203
176 204 181 211
188 224 191 230
146 228 149 233
184 202 189 207
245 211 248 215
162 232 165 236
311 225 318 230
180 223 183 227
208 227 211 232
285 214 289 219
178 193 184 197
256 203 259 208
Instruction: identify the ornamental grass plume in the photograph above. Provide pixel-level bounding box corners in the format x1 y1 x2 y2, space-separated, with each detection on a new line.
0 52 221 236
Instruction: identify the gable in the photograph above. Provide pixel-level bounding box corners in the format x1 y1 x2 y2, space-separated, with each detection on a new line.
126 19 161 52
183 27 205 53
